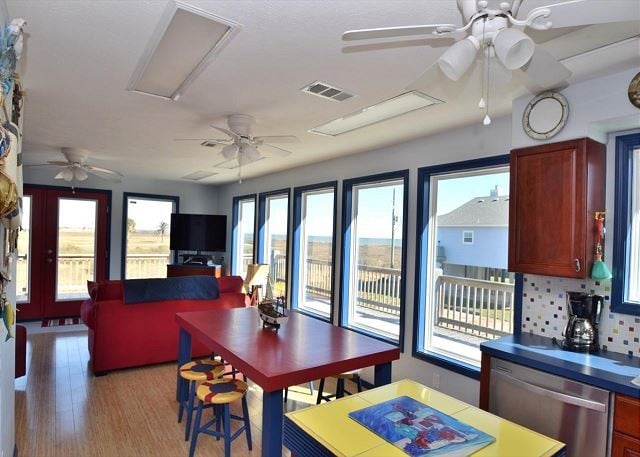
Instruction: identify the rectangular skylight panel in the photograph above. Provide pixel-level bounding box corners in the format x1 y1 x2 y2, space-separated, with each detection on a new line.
129 2 239 101
181 170 217 180
310 91 442 136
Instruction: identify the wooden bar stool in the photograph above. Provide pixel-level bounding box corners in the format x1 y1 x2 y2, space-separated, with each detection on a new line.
316 371 363 404
178 359 225 441
189 378 252 457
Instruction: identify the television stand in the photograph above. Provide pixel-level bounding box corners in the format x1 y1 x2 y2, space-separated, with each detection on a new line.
167 264 222 278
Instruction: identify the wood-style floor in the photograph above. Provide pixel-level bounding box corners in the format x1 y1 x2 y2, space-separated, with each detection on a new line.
15 329 339 456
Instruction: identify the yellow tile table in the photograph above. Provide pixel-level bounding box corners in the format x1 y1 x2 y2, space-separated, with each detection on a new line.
283 379 565 457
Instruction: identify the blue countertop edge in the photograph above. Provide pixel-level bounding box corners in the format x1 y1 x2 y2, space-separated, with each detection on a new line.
480 334 640 398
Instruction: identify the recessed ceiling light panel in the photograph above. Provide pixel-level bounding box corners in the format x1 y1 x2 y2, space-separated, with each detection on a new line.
128 1 240 101
309 91 443 136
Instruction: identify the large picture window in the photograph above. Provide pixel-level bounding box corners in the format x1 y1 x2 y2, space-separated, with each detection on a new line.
341 171 408 345
122 193 178 279
231 194 256 278
612 133 640 315
291 182 337 320
258 189 290 298
415 156 514 376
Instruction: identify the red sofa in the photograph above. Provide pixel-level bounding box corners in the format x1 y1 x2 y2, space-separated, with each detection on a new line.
80 276 246 375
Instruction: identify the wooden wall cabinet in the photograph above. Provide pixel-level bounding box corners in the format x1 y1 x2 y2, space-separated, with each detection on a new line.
508 138 606 278
612 394 640 457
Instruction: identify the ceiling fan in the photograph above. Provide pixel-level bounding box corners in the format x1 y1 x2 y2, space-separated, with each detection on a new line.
177 114 299 167
25 147 124 183
344 0 639 107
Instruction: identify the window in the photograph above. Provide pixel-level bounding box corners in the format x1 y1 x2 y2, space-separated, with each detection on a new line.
231 194 256 278
291 182 337 320
122 193 178 279
258 189 290 298
612 133 640 314
341 171 408 345
415 156 515 377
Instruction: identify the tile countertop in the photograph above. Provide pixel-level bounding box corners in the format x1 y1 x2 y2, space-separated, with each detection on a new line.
480 333 640 398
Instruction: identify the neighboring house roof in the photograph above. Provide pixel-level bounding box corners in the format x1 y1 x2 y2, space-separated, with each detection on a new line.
438 195 509 227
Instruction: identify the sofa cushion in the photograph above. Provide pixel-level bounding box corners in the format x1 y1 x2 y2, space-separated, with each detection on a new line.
218 275 243 294
123 276 220 304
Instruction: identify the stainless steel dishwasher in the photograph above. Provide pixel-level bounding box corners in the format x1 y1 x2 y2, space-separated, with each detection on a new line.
489 358 611 457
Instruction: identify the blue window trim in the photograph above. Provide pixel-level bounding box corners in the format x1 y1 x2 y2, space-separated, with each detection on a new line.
291 181 338 323
121 192 179 279
612 133 640 315
257 188 291 300
340 170 409 350
231 193 257 276
413 155 519 379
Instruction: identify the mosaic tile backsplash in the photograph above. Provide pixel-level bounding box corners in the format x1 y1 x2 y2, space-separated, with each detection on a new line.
521 274 640 357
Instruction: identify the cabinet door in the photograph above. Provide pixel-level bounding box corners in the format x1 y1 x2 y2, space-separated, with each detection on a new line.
509 140 587 277
612 432 640 457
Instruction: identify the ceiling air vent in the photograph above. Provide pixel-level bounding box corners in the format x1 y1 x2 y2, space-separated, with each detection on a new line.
301 81 356 102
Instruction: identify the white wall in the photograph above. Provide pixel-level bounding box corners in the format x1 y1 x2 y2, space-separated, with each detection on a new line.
216 115 513 405
24 168 220 279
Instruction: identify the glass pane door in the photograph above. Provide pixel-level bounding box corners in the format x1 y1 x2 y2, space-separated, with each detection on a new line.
56 198 97 300
16 195 31 303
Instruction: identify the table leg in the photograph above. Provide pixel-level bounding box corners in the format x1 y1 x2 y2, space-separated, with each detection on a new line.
176 328 192 402
262 389 284 457
374 362 392 387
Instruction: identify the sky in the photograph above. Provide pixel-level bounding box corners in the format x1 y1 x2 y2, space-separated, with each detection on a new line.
127 198 175 231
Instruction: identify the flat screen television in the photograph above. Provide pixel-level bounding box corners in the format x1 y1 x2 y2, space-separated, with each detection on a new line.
169 213 227 252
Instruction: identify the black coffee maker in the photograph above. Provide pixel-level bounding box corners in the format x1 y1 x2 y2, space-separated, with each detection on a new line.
562 292 603 352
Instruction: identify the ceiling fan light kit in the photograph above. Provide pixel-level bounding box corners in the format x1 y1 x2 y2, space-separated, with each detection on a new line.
492 27 534 70
438 35 480 81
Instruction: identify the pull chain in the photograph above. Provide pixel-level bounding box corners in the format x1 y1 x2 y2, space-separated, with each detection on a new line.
478 18 487 111
483 44 492 126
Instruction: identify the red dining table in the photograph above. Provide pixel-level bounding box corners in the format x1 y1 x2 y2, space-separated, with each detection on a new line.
175 307 400 457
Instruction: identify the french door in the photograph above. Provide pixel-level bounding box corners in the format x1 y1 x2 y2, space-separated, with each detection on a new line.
17 185 110 320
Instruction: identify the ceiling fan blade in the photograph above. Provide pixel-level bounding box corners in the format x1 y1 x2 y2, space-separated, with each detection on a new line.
405 60 441 91
23 163 57 168
259 144 293 158
210 125 240 140
47 160 71 166
343 24 459 41
84 164 124 178
525 0 640 29
220 144 239 160
253 135 299 144
521 45 572 90
173 138 230 143
84 168 123 183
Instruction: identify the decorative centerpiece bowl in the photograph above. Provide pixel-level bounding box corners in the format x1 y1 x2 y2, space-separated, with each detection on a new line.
258 296 288 330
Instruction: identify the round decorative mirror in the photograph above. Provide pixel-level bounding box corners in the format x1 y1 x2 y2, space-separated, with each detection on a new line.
522 91 569 140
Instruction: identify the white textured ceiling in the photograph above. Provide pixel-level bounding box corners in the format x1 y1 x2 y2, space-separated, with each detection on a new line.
10 0 640 184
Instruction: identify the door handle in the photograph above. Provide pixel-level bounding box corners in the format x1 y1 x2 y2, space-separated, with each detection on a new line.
491 369 607 412
47 249 53 254
46 258 53 263
574 258 581 272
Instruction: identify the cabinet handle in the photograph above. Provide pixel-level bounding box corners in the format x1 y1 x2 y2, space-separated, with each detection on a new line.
574 258 581 272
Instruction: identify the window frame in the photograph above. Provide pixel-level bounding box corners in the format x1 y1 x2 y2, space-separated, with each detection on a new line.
291 181 338 322
340 170 409 349
462 230 474 245
612 133 640 315
257 188 291 300
121 192 179 279
231 193 257 277
413 155 522 379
